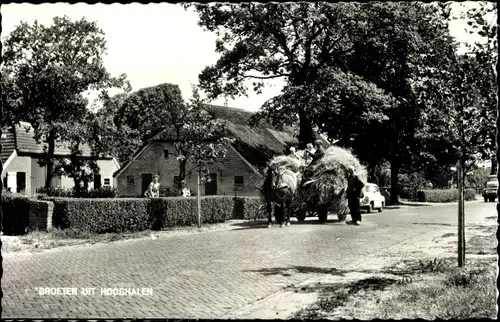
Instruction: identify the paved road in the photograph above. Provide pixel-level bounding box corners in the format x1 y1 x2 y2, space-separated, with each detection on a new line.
1 201 495 318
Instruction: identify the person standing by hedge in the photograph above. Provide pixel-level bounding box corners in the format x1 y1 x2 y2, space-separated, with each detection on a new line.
145 175 160 198
346 165 365 226
181 180 191 197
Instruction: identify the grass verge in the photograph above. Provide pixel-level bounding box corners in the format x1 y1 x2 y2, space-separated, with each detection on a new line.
1 220 245 253
294 223 498 320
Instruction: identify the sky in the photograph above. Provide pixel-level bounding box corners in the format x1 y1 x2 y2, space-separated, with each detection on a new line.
1 2 496 112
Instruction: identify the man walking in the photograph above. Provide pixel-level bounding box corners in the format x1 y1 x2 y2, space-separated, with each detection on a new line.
346 165 365 226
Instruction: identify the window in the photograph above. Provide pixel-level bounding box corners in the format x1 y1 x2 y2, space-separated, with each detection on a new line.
364 185 375 193
104 178 110 185
164 150 169 159
234 176 244 186
127 175 135 184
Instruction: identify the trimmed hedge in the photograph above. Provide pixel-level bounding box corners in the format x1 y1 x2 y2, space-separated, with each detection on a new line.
50 197 152 233
417 189 476 203
1 193 32 235
150 196 234 228
233 196 266 220
49 195 265 233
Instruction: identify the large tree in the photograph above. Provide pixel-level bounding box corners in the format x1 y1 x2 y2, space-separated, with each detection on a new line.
189 2 460 203
188 2 381 148
95 93 143 165
412 47 495 268
115 83 186 142
174 87 231 191
2 16 129 188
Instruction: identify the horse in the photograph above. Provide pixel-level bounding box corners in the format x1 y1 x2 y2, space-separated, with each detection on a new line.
268 165 301 228
256 168 280 227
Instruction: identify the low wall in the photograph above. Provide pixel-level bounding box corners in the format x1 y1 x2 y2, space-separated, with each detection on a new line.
29 200 54 231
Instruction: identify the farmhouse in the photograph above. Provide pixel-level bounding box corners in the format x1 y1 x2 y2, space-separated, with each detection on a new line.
1 122 120 194
114 104 318 197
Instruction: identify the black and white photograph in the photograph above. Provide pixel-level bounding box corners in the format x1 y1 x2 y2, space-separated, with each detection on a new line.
0 1 498 319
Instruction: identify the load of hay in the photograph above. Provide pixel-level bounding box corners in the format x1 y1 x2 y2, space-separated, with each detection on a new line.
266 145 367 216
267 154 307 172
306 146 367 211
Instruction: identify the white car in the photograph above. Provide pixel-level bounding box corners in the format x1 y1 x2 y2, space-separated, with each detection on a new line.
360 183 385 213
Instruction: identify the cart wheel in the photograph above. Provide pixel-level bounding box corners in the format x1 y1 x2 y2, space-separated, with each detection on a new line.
318 210 328 224
296 209 307 222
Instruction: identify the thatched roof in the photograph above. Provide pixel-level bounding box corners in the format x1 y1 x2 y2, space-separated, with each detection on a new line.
154 104 306 171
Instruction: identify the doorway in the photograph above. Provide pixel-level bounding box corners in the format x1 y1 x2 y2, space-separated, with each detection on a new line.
141 173 153 196
16 172 26 193
205 173 217 195
94 174 102 190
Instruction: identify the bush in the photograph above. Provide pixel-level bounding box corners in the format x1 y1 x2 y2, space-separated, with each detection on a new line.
36 186 117 198
51 197 152 233
159 187 179 197
87 186 117 198
417 189 476 203
1 193 32 235
399 172 427 201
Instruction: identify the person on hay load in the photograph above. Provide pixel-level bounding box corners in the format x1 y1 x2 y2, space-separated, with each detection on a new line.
289 146 300 160
302 139 326 186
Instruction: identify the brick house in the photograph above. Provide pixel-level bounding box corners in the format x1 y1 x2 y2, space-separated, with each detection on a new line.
1 122 120 194
113 105 303 197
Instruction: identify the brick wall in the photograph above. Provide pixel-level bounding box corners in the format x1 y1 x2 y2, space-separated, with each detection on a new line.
28 200 54 231
116 142 263 197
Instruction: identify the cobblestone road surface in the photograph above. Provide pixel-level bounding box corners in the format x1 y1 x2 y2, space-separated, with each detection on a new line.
1 201 494 318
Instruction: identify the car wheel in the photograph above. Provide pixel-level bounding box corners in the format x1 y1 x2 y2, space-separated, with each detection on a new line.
485 197 488 202
318 210 328 224
296 209 306 222
366 202 373 213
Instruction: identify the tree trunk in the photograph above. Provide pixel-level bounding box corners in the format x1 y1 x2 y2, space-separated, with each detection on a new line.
457 160 466 267
1 124 3 234
73 178 81 196
44 132 56 189
490 155 497 175
390 159 401 204
367 162 379 185
197 171 201 228
178 159 187 195
497 95 500 217
298 109 314 149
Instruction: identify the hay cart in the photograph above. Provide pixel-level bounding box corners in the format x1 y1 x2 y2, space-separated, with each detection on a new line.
292 182 348 224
